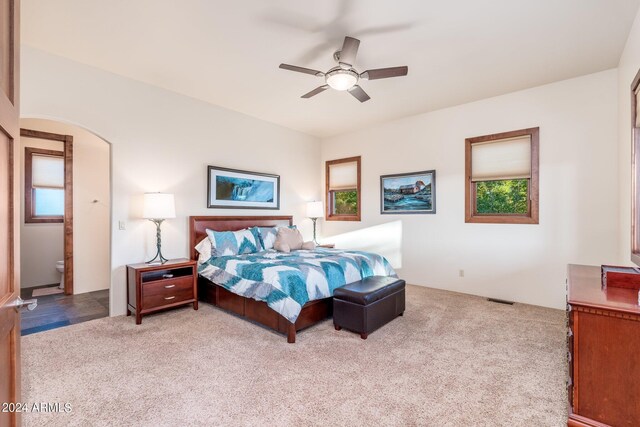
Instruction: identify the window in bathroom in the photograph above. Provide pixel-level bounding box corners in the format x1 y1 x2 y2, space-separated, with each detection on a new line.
25 147 64 223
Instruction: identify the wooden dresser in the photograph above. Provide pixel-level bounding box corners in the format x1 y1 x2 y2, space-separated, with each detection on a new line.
567 264 640 426
127 259 198 324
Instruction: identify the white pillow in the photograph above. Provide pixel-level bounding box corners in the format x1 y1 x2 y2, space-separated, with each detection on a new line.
194 237 212 265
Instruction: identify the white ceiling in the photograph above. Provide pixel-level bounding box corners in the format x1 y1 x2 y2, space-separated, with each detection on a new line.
21 0 640 138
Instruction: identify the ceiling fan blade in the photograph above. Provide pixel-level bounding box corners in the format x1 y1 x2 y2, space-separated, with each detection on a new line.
347 85 370 102
279 63 325 77
339 36 360 69
354 23 414 38
361 66 408 80
301 85 329 98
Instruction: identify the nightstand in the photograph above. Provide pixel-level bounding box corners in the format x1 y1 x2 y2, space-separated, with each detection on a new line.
126 258 198 324
318 243 335 248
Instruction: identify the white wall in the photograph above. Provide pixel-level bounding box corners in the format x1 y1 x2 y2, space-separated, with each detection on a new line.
21 44 622 313
20 118 111 294
618 8 640 266
19 136 64 288
320 70 620 310
21 46 321 316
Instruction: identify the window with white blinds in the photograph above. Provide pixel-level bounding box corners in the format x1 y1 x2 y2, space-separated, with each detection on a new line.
465 128 539 224
470 135 531 182
328 161 358 191
32 155 64 189
25 147 65 222
326 156 361 221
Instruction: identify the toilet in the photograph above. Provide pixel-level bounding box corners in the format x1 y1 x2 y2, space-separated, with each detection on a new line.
55 260 64 290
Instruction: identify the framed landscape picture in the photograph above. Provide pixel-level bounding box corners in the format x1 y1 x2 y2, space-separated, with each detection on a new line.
207 166 280 209
380 170 436 214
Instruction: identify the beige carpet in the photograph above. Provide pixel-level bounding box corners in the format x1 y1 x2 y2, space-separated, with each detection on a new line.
21 285 567 426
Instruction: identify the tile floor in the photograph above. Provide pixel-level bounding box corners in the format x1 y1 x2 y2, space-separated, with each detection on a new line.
20 285 109 335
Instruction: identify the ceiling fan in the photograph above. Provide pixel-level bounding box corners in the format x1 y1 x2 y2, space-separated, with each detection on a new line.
279 36 408 102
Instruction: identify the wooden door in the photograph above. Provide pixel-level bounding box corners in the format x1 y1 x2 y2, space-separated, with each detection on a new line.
0 0 20 426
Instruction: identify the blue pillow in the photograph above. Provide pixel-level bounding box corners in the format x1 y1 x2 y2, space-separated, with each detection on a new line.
205 227 263 256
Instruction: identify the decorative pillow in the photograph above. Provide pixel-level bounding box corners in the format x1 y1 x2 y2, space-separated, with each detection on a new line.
273 240 291 253
301 241 316 250
258 227 279 250
248 227 264 251
273 227 304 253
259 225 297 250
274 239 315 253
194 236 213 264
205 227 263 257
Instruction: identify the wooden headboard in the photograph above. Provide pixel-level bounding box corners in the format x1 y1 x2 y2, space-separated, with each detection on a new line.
189 215 293 260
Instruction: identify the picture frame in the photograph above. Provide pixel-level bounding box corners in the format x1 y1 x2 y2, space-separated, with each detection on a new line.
380 170 436 214
207 166 280 210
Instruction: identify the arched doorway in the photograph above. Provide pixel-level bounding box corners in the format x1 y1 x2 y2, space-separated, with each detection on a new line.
19 117 112 334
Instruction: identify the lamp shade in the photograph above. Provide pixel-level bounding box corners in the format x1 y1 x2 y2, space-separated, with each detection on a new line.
306 201 324 218
143 193 176 219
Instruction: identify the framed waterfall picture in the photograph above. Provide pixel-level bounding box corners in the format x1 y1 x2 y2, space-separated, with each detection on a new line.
207 166 280 209
380 170 436 214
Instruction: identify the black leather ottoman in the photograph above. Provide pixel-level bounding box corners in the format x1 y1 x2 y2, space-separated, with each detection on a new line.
333 276 405 339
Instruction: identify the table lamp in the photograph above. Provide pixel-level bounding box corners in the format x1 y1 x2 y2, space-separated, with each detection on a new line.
143 192 175 264
306 201 323 244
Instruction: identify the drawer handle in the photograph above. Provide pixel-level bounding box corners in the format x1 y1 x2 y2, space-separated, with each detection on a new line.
165 284 176 289
162 274 174 279
164 296 176 300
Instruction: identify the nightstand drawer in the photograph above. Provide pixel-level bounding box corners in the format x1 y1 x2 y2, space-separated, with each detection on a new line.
142 276 194 309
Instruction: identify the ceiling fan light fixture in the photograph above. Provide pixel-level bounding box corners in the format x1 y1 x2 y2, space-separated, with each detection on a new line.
325 69 358 91
279 36 408 102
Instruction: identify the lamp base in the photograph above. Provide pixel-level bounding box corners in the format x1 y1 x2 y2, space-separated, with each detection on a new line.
146 251 169 265
311 217 319 245
146 219 169 264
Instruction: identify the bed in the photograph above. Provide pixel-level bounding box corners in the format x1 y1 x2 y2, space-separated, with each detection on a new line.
189 215 396 343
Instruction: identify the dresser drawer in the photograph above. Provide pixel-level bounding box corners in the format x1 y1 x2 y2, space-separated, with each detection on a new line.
142 276 194 309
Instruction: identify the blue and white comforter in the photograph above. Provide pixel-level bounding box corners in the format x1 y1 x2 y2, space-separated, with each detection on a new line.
198 248 396 322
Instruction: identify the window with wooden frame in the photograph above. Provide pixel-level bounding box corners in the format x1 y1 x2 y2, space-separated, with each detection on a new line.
631 69 640 265
326 156 361 221
25 147 65 223
465 127 539 224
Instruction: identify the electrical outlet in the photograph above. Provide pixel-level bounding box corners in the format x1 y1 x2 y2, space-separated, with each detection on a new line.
459 269 464 278
118 220 126 230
